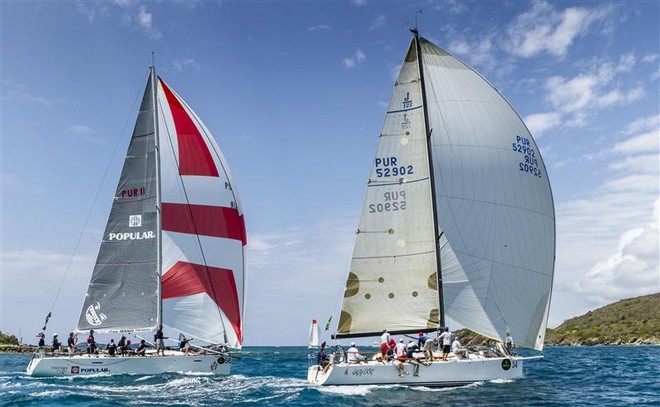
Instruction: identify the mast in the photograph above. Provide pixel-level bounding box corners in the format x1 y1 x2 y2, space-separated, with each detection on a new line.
411 29 445 329
151 60 163 327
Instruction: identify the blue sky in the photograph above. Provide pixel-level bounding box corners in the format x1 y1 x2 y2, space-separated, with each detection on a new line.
1 1 658 346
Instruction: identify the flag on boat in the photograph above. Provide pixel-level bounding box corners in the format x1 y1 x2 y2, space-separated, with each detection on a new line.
41 312 51 331
324 316 332 331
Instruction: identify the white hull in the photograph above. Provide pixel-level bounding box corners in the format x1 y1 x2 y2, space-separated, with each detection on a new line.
26 352 231 377
308 355 526 387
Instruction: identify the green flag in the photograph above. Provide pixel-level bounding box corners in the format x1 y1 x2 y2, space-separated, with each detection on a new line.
41 311 52 331
324 316 332 331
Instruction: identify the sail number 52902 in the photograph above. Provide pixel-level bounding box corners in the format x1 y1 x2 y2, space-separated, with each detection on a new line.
375 156 414 178
512 135 542 179
369 191 407 213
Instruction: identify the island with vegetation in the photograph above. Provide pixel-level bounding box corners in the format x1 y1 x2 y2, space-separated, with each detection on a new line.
0 331 34 353
545 292 659 346
441 293 660 348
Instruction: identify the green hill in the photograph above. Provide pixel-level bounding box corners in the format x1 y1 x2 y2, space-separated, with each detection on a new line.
545 293 660 346
0 332 19 346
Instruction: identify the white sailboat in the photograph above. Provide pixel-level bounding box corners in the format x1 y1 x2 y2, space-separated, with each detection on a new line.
27 67 247 377
308 31 554 387
308 320 320 349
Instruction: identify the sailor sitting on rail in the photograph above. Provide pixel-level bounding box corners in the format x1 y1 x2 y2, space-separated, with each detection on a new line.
346 342 367 364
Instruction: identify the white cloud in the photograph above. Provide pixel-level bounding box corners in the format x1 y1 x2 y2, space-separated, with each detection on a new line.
172 58 200 72
79 2 162 39
642 54 659 63
369 14 386 31
435 0 468 15
622 114 659 136
616 53 636 73
350 0 367 6
543 56 646 127
343 49 366 69
1 81 53 108
308 24 331 32
524 112 562 136
135 6 161 39
112 0 132 7
611 130 660 154
551 114 660 326
505 1 612 58
575 199 659 303
609 154 659 174
67 125 94 135
448 40 470 56
76 2 98 23
447 35 499 71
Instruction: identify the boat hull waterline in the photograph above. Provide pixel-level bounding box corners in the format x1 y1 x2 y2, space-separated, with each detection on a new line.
26 353 231 377
307 356 526 386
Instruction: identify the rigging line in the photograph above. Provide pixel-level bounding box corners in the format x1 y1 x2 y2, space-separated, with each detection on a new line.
156 94 230 343
48 71 148 315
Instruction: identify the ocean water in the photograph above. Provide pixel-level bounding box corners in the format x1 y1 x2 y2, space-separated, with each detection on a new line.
1 346 658 406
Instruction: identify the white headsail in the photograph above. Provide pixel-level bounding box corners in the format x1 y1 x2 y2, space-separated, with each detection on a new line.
420 38 554 350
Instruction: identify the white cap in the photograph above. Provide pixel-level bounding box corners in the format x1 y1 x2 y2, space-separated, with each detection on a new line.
53 333 58 337
350 342 356 346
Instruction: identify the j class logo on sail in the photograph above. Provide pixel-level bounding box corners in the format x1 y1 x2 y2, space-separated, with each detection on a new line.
512 135 543 179
402 92 413 109
369 190 407 213
374 156 414 178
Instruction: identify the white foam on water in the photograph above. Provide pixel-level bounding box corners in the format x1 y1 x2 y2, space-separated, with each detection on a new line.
489 378 515 384
30 389 69 397
133 375 153 382
411 386 461 393
176 370 214 376
411 381 484 392
316 384 389 396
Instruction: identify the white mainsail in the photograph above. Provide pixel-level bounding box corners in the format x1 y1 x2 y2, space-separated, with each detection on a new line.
335 36 554 351
76 69 247 348
337 43 440 338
